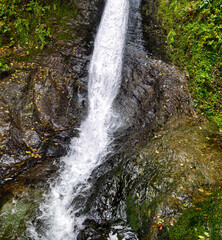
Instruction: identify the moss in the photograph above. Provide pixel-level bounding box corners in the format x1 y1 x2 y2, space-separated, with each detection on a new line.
169 189 222 240
126 195 159 237
0 0 78 72
142 0 222 126
125 120 222 239
0 190 43 239
0 200 30 239
58 32 73 41
126 196 142 232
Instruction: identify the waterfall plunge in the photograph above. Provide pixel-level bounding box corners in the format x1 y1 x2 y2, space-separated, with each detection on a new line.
29 0 129 239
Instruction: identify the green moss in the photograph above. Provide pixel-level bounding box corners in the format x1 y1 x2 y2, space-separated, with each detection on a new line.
0 191 43 239
0 0 78 72
126 196 142 232
58 32 73 41
0 200 30 239
143 0 222 126
169 189 222 240
126 195 158 236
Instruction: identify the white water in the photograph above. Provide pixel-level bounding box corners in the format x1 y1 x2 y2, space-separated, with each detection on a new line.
29 0 129 239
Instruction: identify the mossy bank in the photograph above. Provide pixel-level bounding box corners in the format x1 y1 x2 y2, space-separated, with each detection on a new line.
142 0 222 126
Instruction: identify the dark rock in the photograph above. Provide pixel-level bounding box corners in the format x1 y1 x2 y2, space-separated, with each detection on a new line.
115 0 194 150
141 0 169 60
77 219 109 240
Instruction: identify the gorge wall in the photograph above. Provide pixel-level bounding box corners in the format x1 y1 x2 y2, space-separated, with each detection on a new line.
0 0 221 239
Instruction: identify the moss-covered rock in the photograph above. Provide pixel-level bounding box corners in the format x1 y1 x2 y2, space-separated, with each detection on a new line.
125 119 222 239
169 189 222 240
0 189 43 240
142 0 222 126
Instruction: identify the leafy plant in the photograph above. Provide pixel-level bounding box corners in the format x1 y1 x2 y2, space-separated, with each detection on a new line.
144 0 222 126
0 0 78 72
169 190 222 240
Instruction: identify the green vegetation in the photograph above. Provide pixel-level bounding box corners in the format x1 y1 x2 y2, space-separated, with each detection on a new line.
0 190 43 239
126 187 222 240
0 0 78 73
144 0 222 126
169 189 222 240
126 194 158 236
126 196 147 232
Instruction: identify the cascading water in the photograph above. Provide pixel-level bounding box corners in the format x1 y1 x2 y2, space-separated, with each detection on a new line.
28 0 129 239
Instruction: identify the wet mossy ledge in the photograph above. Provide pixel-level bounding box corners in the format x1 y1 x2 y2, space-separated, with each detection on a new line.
124 120 222 240
169 189 222 240
142 0 222 127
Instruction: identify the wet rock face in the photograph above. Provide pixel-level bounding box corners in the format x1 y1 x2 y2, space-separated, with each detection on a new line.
0 0 105 183
77 1 195 238
79 120 222 239
141 0 169 60
117 51 193 132
115 0 193 144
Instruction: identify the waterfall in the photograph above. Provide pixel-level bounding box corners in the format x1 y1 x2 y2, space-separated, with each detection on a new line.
28 0 129 239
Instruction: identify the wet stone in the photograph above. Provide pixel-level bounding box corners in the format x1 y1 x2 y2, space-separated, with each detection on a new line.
0 0 105 182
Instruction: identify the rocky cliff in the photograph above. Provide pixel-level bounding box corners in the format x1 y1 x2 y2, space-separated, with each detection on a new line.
0 0 221 239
